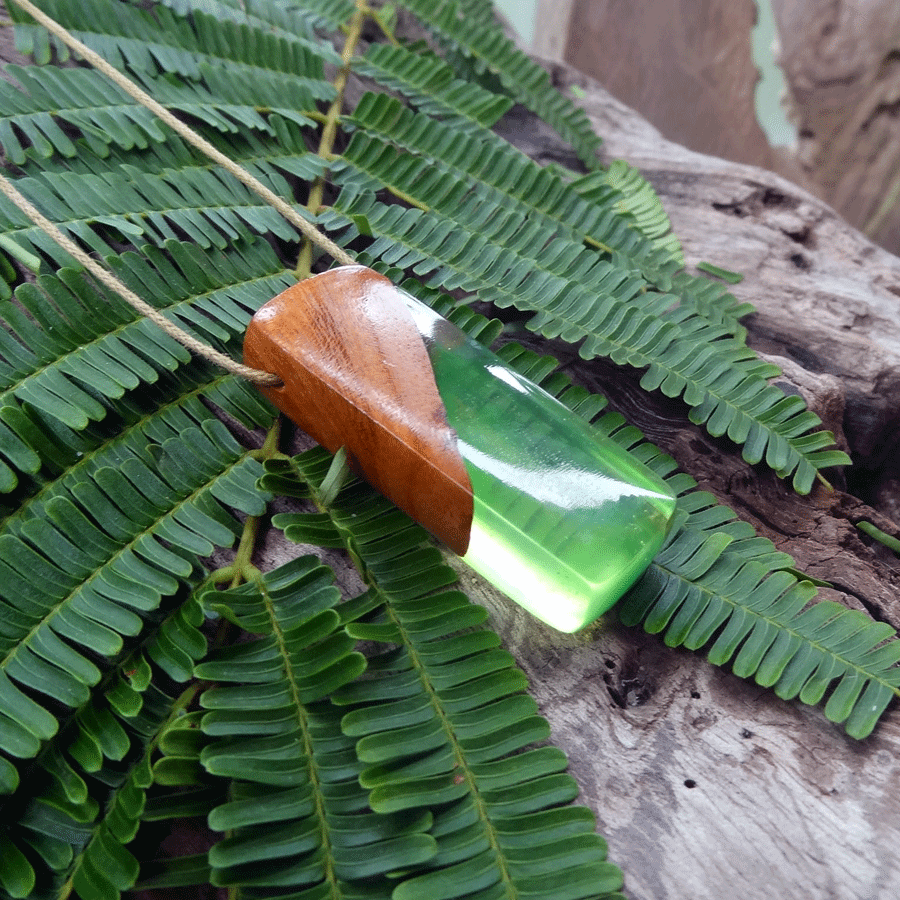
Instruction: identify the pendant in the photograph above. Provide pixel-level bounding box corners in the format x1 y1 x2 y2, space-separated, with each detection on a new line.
244 266 676 632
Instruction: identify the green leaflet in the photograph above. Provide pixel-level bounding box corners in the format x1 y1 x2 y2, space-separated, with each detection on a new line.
0 609 206 899
192 558 436 896
397 0 603 169
269 450 625 900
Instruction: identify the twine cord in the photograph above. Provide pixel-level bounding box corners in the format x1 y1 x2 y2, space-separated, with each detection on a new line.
0 174 281 384
2 0 360 384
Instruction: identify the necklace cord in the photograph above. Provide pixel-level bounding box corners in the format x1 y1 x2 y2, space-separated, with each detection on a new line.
0 174 282 384
3 0 360 384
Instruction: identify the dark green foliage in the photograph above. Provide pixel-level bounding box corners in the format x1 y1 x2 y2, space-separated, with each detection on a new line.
0 1 888 899
264 449 625 900
353 43 515 134
398 0 603 168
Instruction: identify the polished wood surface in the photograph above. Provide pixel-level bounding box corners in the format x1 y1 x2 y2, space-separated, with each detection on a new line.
244 266 474 554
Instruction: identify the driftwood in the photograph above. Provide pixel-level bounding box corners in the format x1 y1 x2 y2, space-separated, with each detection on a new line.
544 0 777 171
4 18 900 900
488 61 900 900
773 0 900 254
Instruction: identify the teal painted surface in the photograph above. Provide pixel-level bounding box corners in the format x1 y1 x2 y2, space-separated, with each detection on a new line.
752 0 798 147
493 0 537 46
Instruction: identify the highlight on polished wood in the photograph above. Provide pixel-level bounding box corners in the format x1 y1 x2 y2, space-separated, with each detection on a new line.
243 265 474 555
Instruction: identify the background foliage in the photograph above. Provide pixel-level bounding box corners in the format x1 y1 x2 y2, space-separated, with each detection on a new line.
0 1 894 899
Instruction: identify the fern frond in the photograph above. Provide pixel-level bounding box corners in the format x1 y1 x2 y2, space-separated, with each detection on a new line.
1 602 206 898
620 544 900 740
0 235 287 488
15 0 352 52
0 60 319 167
190 557 442 894
9 0 340 79
0 391 269 786
266 450 625 900
0 164 301 268
398 0 602 168
486 338 898 740
573 161 684 265
343 96 688 293
320 187 846 492
353 43 514 134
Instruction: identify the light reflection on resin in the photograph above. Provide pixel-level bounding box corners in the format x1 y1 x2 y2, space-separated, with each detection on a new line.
403 295 677 632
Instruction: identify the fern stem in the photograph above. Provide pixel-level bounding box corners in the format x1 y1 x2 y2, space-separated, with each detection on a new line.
366 4 401 45
857 520 900 555
388 183 432 210
259 579 342 895
584 233 617 255
231 516 263 588
297 4 368 277
231 418 283 587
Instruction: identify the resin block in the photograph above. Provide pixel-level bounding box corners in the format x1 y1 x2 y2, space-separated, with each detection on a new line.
244 266 676 632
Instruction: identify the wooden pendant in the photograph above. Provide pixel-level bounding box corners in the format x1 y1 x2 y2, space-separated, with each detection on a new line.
243 266 475 555
245 265 677 632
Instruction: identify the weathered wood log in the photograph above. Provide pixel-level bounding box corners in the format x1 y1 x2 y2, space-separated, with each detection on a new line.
487 59 900 900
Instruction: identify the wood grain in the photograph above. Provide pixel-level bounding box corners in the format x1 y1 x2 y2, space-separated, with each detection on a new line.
243 265 474 555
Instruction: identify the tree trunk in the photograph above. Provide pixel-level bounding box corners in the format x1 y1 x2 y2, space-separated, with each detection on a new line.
536 0 900 256
772 0 900 259
551 0 777 170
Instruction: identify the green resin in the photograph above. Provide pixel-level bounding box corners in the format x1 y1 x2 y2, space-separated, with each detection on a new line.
403 297 677 633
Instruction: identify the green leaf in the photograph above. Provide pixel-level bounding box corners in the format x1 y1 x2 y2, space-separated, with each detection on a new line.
275 448 623 899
